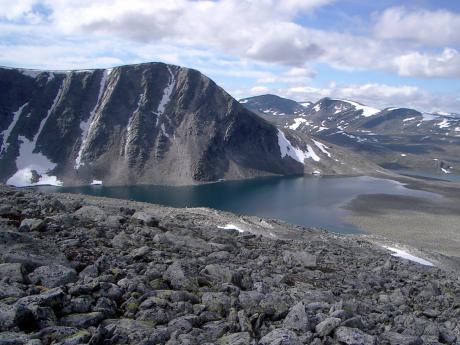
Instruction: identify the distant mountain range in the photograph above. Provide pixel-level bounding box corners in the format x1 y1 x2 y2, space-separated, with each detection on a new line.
0 63 376 187
240 94 460 174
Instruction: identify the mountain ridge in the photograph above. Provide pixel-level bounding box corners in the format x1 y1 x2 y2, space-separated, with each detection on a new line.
1 63 373 187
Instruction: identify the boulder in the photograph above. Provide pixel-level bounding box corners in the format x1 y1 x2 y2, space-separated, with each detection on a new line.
283 301 310 332
202 292 231 315
131 211 159 227
259 328 302 345
19 218 45 232
217 332 254 345
74 206 107 222
315 317 341 337
0 263 26 283
334 326 376 345
28 265 77 288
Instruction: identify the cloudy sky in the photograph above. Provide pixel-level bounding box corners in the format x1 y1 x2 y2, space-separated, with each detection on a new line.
1 0 460 113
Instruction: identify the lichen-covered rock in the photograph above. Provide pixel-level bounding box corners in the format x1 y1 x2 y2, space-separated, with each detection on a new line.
28 265 77 288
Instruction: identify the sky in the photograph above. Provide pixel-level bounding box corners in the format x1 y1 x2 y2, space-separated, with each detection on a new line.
1 0 460 113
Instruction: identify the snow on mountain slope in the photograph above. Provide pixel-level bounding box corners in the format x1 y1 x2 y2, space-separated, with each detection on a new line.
337 100 380 117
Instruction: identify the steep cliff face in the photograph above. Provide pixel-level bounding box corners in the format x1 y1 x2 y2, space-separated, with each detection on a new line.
1 63 310 186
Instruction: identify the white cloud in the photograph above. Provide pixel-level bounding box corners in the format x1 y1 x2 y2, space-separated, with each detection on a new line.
250 86 270 95
393 48 460 78
375 6 460 46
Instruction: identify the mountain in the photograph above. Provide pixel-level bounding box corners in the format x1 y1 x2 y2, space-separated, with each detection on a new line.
240 96 460 174
239 94 309 118
0 63 370 187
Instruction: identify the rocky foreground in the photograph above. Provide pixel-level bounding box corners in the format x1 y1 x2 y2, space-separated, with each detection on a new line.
0 186 459 345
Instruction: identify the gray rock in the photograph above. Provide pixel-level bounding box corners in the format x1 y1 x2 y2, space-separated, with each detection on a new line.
98 318 170 344
0 281 25 299
238 290 264 315
59 312 104 328
131 211 159 227
315 317 341 337
202 292 231 315
129 245 150 259
283 251 317 268
74 206 107 222
217 332 254 345
28 265 77 288
0 263 25 283
19 218 45 232
202 264 234 283
16 288 66 308
164 261 197 291
334 326 376 345
0 331 30 345
259 328 302 345
283 301 310 332
382 331 423 345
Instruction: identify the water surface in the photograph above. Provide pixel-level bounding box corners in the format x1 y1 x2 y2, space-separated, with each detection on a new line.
37 175 438 234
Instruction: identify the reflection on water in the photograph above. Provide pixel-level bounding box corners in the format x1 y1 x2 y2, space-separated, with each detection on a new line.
37 175 438 235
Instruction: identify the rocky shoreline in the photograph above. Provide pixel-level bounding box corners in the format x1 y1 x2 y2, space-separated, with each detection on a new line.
0 185 459 345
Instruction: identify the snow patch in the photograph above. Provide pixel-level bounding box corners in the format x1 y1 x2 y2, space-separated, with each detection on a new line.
1 102 28 155
75 70 109 169
277 130 320 164
154 66 176 126
400 153 407 157
300 102 312 108
91 180 103 185
7 79 65 187
312 104 321 112
161 123 170 138
289 118 309 130
455 127 460 132
422 113 439 121
441 168 451 174
403 117 416 122
218 224 244 233
239 99 248 104
340 100 380 117
312 139 331 157
306 145 321 162
383 246 434 266
436 119 450 128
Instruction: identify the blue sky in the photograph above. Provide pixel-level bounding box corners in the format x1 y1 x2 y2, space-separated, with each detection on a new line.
1 0 460 113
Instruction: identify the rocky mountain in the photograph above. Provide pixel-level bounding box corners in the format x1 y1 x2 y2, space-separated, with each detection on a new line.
1 185 459 344
240 94 310 119
241 96 460 174
0 64 367 187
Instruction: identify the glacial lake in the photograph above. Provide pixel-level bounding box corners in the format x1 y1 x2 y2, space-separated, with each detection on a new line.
37 175 439 234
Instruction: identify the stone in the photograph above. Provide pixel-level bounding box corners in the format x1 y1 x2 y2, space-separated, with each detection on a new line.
164 261 197 291
334 327 376 345
382 331 423 345
129 246 150 259
217 332 253 345
74 206 107 222
283 301 310 332
202 292 231 316
315 317 341 337
259 328 302 345
59 312 105 328
0 263 25 283
131 211 159 227
28 265 77 288
283 251 317 269
19 218 45 232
